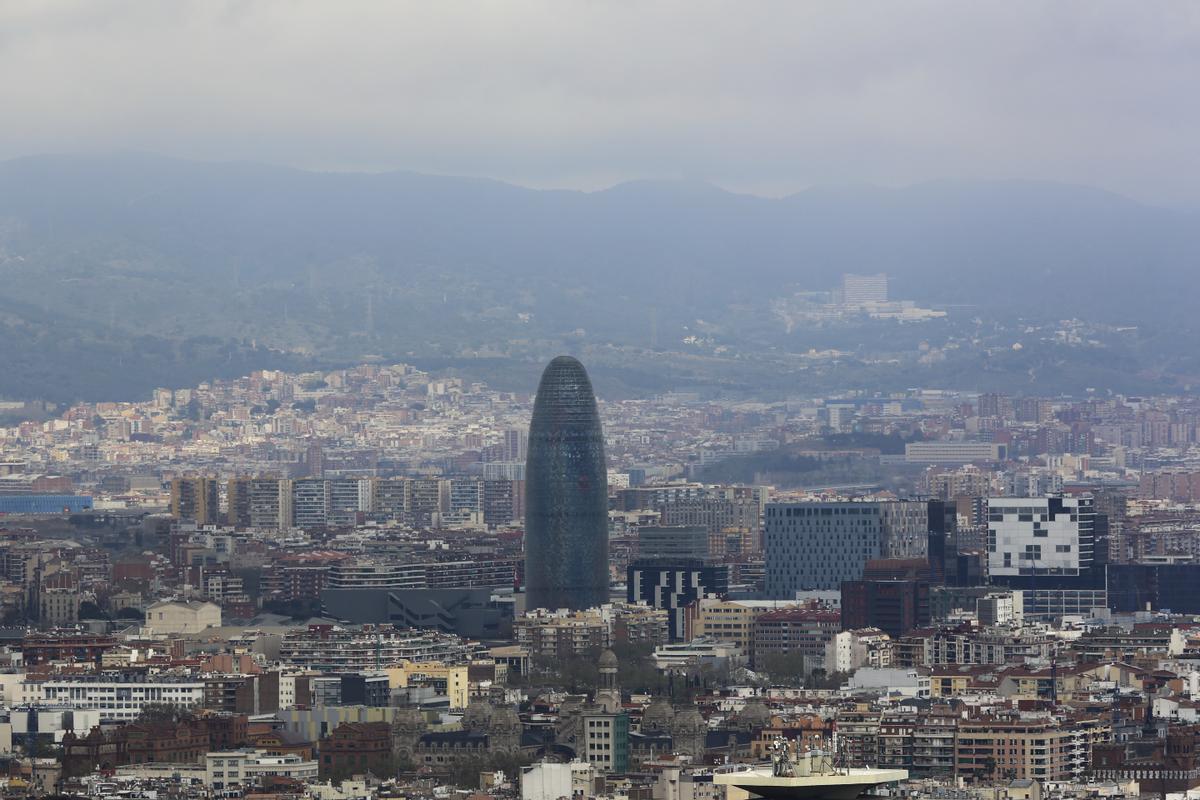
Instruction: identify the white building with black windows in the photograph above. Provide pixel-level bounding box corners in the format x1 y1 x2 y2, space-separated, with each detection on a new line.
986 495 1107 619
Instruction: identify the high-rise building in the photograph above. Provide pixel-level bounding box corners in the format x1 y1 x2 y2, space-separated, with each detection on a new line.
985 495 1107 619
482 479 517 527
524 356 609 611
986 496 1094 579
841 579 929 639
226 478 253 527
292 479 330 528
328 478 370 526
406 478 448 526
841 273 888 304
503 429 527 462
765 501 929 597
449 478 484 515
170 477 220 524
372 478 408 519
305 441 325 479
248 478 291 531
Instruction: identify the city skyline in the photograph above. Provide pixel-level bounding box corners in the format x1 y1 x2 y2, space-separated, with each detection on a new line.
5 3 1200 797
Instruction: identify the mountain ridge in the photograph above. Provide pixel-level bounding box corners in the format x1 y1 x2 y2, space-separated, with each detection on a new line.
0 153 1197 402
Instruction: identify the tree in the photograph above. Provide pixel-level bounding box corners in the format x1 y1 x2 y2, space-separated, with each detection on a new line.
759 651 809 688
79 601 109 620
445 752 531 789
805 669 850 690
136 703 196 725
530 653 600 692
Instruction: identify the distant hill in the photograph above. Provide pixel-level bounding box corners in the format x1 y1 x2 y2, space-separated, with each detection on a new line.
0 153 1195 402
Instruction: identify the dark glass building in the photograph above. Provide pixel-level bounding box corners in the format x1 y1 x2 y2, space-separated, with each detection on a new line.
524 356 609 610
627 559 730 640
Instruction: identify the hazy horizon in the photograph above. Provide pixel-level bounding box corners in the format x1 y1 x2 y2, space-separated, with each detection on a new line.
6 148 1180 207
3 1 1200 207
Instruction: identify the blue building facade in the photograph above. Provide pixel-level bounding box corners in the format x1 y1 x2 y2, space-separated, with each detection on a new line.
0 495 92 515
524 356 609 611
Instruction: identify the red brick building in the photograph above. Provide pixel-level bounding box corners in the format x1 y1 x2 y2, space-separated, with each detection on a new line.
318 721 392 779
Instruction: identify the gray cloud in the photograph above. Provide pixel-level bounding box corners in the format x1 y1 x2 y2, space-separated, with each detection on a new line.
2 0 1199 205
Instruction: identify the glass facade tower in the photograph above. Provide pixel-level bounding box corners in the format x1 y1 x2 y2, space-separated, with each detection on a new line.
524 356 609 611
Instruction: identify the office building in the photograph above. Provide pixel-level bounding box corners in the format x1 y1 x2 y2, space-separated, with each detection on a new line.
206 750 318 792
986 495 1106 619
636 526 710 560
765 501 928 596
905 442 1008 465
841 579 929 639
987 496 1095 578
628 560 729 640
524 356 609 611
321 587 513 639
684 597 768 657
38 678 206 721
0 495 92 515
1107 563 1200 613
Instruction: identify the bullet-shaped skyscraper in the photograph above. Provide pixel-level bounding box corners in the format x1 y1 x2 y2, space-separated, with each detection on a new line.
524 355 609 610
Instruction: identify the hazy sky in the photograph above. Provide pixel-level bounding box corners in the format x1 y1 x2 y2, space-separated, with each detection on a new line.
3 1 1199 205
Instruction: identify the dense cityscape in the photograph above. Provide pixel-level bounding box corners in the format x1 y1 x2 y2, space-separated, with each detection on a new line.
1 282 1200 798
4 3 1199 800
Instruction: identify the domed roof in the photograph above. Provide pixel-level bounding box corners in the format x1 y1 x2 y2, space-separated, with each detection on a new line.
461 700 493 731
641 698 676 732
672 708 706 733
392 706 427 732
738 698 771 729
489 706 522 731
598 649 619 668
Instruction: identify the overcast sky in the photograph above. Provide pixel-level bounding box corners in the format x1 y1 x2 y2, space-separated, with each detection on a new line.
3 1 1199 205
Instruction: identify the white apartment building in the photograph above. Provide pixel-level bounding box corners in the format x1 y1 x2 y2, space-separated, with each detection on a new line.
652 638 744 671
522 761 597 800
825 628 892 674
37 679 205 721
205 749 319 792
977 590 1024 626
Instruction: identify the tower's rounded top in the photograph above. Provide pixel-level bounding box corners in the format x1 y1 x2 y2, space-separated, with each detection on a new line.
542 355 590 381
598 648 619 669
531 355 600 424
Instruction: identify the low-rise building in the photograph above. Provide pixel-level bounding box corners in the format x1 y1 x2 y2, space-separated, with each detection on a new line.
205 749 319 792
145 599 221 634
36 677 206 721
752 607 841 668
825 628 892 674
